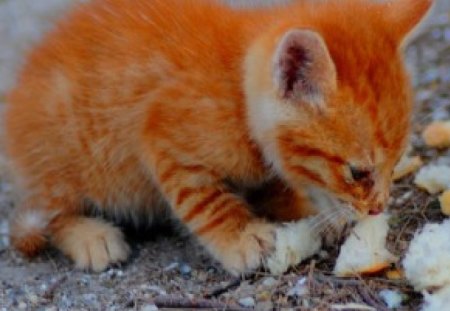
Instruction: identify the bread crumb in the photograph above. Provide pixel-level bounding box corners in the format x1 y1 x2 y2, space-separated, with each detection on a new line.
414 165 450 194
393 155 423 181
403 219 450 291
385 268 404 280
422 121 450 148
439 190 450 216
333 214 396 277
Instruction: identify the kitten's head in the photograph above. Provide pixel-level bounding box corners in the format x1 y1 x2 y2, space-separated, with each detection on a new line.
245 0 433 216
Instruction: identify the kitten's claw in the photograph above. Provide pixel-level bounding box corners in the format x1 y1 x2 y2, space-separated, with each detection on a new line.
217 222 276 275
53 218 130 272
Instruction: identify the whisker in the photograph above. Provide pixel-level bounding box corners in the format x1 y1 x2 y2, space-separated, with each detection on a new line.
310 209 342 232
309 209 337 227
311 205 355 238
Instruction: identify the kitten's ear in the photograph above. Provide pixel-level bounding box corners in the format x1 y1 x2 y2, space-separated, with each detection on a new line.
273 29 336 107
384 0 434 43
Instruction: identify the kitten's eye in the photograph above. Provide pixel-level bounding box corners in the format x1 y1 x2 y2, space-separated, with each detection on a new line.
349 166 371 182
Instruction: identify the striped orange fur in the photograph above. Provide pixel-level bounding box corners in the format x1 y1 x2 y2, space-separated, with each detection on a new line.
5 0 432 274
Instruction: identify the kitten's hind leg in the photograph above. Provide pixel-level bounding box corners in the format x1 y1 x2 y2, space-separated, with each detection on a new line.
10 200 57 258
10 196 130 272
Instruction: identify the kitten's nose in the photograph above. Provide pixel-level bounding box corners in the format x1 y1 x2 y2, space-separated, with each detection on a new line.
368 202 384 215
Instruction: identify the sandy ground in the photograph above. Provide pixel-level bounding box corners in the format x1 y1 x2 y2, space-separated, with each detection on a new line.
0 1 450 310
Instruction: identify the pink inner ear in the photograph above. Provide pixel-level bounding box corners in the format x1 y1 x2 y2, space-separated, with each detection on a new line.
279 42 312 99
273 29 336 105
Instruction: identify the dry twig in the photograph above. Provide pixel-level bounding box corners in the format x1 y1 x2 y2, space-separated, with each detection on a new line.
153 295 249 310
42 275 68 300
205 277 242 298
357 285 388 311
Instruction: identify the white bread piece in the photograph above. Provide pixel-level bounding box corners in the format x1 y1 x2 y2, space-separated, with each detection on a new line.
403 219 450 291
393 155 423 181
266 220 322 275
414 165 450 194
422 121 450 148
334 214 397 276
439 190 450 216
422 286 450 311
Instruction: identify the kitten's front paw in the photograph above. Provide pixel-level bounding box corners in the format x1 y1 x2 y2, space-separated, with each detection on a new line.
216 222 276 275
266 220 322 275
214 220 321 275
53 218 130 272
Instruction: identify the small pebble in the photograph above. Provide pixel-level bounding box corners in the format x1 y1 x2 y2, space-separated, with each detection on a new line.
431 28 442 40
140 304 158 311
238 297 255 308
179 263 192 277
287 277 308 297
261 277 277 287
40 283 49 292
27 293 39 304
61 294 74 309
141 285 167 296
0 220 9 249
163 262 179 272
379 289 403 309
416 89 434 102
444 28 450 41
17 302 27 310
82 293 99 307
423 68 439 84
80 276 90 285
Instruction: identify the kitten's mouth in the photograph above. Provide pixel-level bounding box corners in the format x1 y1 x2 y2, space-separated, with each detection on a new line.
368 209 382 216
344 199 385 217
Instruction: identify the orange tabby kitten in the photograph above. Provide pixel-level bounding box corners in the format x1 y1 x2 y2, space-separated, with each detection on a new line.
5 0 432 274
